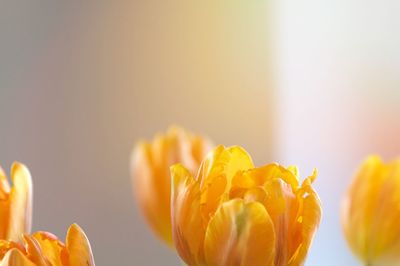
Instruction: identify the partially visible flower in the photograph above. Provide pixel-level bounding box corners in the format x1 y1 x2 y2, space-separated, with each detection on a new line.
0 223 95 266
171 145 321 266
0 162 32 241
342 156 400 266
131 126 212 245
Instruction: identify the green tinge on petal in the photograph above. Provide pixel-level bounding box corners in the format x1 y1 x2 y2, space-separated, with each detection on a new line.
204 199 275 266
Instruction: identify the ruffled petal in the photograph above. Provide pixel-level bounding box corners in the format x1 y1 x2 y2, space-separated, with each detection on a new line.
232 163 299 193
0 248 35 266
32 232 68 266
23 235 50 266
0 241 24 261
288 173 321 266
204 199 275 266
198 146 254 222
170 164 205 265
262 178 300 266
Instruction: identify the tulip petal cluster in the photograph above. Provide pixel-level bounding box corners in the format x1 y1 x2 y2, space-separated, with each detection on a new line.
131 126 212 245
342 156 400 266
171 145 321 266
0 223 94 266
0 163 32 242
0 162 95 265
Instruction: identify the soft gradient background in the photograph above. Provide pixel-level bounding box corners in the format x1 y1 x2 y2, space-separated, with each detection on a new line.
1 1 400 265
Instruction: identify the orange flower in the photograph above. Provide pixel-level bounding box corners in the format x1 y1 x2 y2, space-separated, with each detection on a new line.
171 145 321 266
342 156 400 266
0 223 94 265
0 162 32 241
131 126 212 245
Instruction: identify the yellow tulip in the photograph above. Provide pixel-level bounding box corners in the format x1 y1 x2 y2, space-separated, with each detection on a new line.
0 162 32 241
131 126 212 245
342 156 400 266
171 145 321 266
0 223 94 266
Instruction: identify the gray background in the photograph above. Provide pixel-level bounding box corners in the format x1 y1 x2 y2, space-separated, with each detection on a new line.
0 1 274 265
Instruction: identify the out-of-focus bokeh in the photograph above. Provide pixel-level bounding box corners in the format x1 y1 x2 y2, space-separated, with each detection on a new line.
277 1 400 265
0 1 399 265
0 1 274 265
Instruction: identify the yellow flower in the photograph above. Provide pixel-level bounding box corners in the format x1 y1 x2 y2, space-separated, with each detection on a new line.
342 156 400 266
0 223 94 265
171 145 321 266
131 126 212 245
0 162 32 241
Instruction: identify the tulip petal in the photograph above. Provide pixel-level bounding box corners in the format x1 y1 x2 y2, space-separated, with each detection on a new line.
0 167 10 239
171 164 205 265
263 178 300 265
243 187 267 204
23 235 50 266
342 156 387 261
0 241 24 261
198 145 254 187
167 126 210 175
7 163 32 241
0 167 10 199
131 141 173 244
198 146 254 222
367 159 400 264
0 248 35 266
232 164 299 193
32 232 67 266
66 224 95 266
288 179 321 266
190 135 213 165
132 126 210 246
204 199 275 266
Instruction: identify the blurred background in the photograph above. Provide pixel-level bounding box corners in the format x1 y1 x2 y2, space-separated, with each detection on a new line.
0 1 399 265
